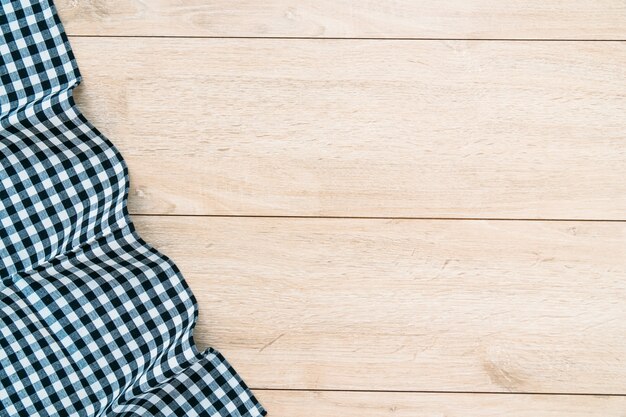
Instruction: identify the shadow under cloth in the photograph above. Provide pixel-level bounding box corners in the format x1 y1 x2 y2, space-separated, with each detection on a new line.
0 1 265 416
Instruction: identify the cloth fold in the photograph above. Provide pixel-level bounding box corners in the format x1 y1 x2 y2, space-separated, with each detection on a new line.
0 1 265 415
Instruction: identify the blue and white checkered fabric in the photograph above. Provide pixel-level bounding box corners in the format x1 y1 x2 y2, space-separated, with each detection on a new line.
0 1 266 416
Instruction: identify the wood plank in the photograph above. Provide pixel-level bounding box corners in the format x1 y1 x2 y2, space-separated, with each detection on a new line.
255 390 626 416
56 0 626 40
71 38 626 219
133 216 626 393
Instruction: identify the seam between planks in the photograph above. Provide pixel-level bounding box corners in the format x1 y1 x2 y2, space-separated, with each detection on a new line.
67 34 626 42
250 388 626 397
130 214 626 223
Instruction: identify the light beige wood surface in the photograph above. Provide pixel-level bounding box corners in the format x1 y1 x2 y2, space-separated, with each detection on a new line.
58 2 626 413
71 38 626 219
254 390 626 417
56 0 626 40
133 216 626 393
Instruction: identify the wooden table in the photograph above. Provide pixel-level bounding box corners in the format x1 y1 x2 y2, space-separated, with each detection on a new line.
57 1 626 415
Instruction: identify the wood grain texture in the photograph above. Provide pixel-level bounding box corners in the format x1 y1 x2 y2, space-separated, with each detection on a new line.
56 0 626 40
133 216 626 393
52 2 626 412
255 390 626 416
71 38 626 219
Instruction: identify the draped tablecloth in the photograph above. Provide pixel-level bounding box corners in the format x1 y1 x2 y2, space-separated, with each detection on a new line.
0 1 265 415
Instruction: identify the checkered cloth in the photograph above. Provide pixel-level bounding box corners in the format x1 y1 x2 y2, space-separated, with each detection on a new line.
0 1 266 416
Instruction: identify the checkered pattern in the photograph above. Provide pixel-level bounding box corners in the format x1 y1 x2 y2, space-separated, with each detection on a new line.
0 1 266 416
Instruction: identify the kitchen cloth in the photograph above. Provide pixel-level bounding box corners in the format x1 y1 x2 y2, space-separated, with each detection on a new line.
0 1 265 416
